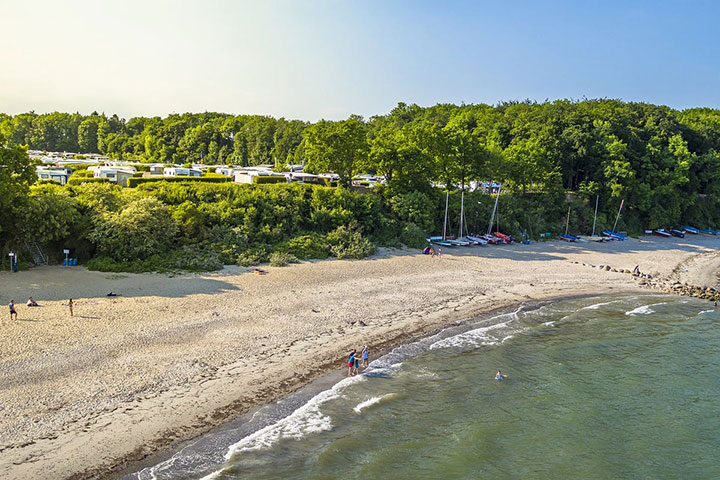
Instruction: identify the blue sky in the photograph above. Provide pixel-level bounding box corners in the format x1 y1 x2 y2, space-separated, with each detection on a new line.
0 0 717 120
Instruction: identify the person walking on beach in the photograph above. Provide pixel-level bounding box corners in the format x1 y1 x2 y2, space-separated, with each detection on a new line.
9 300 17 321
362 345 369 368
68 298 74 317
348 349 356 377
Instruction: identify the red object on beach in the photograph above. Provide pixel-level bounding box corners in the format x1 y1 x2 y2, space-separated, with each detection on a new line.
493 232 511 243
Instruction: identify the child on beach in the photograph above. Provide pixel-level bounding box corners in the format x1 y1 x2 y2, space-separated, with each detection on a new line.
353 355 360 375
9 300 17 320
362 345 369 368
26 297 38 307
68 298 74 317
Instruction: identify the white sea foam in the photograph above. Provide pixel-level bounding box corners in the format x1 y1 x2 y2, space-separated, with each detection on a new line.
428 306 526 351
626 302 667 316
354 393 394 414
196 376 370 478
698 309 714 315
582 300 616 310
221 374 366 461
625 305 654 315
429 321 521 350
429 323 504 350
198 469 224 480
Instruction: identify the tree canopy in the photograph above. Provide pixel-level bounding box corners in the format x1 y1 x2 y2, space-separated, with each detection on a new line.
5 98 720 271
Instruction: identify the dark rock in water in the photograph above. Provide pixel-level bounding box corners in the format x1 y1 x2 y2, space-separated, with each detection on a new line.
605 265 611 271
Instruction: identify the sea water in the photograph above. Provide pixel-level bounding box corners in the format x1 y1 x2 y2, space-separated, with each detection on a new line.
131 295 720 480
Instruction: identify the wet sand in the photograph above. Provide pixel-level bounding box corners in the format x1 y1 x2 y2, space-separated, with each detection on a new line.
1 235 719 479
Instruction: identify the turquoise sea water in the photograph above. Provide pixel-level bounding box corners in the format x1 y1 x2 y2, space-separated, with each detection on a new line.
132 294 720 480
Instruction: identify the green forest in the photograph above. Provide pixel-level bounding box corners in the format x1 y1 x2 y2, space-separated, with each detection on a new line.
2 99 720 272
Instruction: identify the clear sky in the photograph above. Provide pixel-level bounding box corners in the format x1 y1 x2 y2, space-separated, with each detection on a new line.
0 0 718 121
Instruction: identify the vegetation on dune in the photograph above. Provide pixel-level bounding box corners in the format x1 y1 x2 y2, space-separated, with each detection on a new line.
3 98 720 271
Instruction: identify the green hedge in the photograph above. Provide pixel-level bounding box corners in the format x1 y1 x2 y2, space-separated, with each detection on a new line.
252 175 287 184
67 177 110 185
302 177 338 187
64 163 99 171
127 176 232 188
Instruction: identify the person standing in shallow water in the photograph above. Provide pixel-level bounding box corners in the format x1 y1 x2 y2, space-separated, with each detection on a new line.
347 349 356 376
353 354 360 375
362 345 369 368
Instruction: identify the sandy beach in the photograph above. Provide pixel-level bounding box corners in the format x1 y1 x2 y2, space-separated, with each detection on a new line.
1 236 719 480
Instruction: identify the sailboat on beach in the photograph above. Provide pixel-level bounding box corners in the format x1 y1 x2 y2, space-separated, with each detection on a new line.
428 191 456 247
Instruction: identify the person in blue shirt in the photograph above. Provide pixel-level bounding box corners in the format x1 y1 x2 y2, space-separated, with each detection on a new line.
9 300 17 321
347 350 356 377
362 345 369 368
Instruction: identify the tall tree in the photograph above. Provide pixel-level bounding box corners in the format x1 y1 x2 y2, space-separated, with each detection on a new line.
304 115 368 187
78 117 101 153
0 134 35 243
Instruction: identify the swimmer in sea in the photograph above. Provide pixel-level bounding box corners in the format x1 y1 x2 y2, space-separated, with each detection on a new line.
495 370 505 381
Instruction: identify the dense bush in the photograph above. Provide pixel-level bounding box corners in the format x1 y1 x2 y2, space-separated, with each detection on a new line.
173 246 223 271
276 233 331 259
89 197 178 261
67 177 110 185
252 175 287 184
236 246 269 266
126 176 231 187
269 251 299 267
87 249 223 273
390 191 436 232
71 170 94 178
63 163 98 171
399 222 428 248
327 224 376 259
19 185 79 245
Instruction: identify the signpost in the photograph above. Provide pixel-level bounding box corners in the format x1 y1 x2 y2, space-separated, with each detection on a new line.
64 249 70 267
8 252 17 273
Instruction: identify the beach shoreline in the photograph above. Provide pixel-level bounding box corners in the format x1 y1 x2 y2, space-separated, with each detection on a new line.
1 236 719 480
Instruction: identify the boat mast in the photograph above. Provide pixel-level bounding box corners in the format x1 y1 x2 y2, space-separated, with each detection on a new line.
591 195 599 236
488 183 501 234
442 191 449 241
458 190 464 239
612 199 624 233
565 206 571 235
